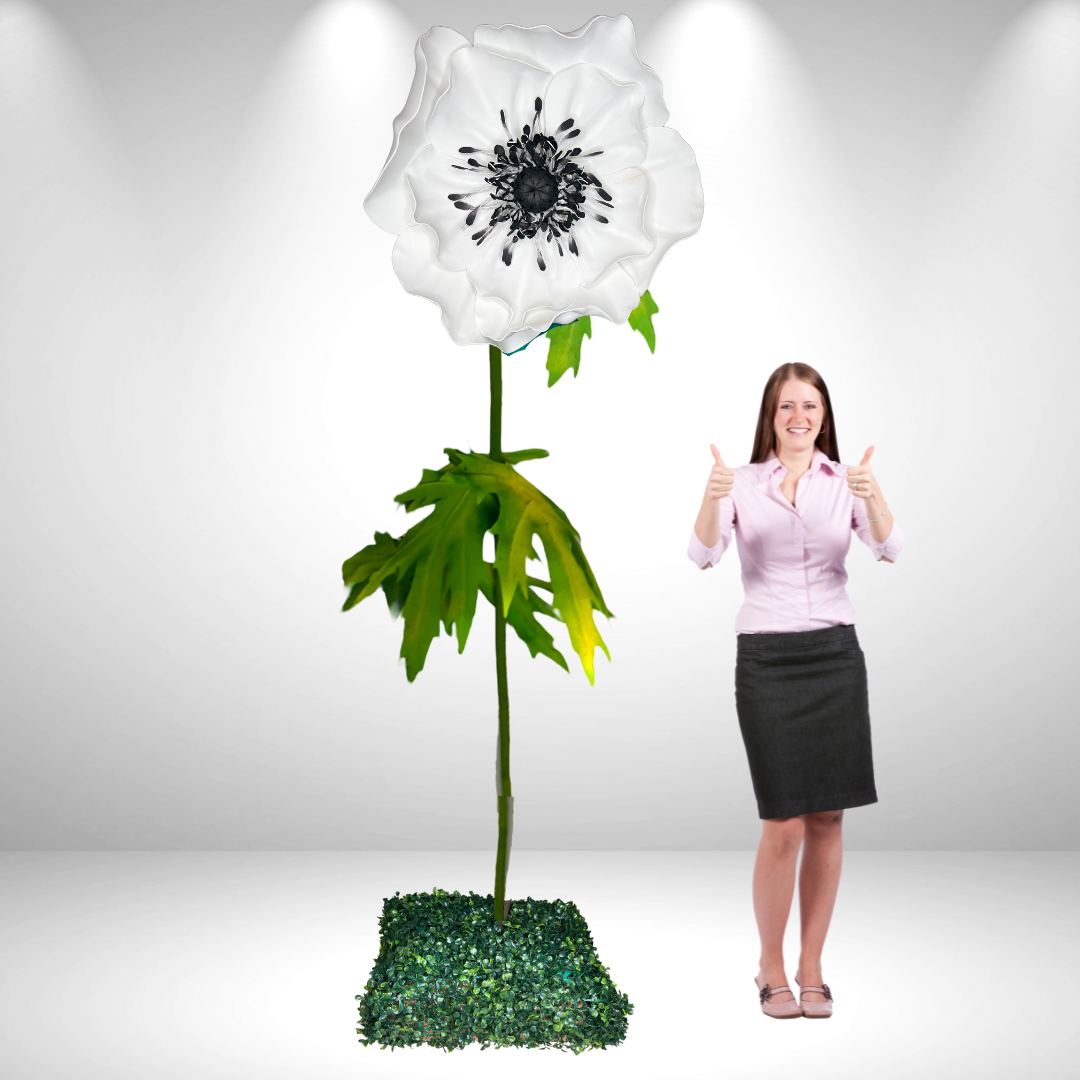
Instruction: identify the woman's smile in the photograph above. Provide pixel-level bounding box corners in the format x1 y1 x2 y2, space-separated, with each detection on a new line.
772 377 827 460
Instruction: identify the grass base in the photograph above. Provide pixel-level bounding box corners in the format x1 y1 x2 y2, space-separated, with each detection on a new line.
356 887 633 1054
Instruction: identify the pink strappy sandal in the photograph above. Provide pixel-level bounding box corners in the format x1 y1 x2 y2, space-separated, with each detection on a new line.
796 980 834 1018
754 976 803 1019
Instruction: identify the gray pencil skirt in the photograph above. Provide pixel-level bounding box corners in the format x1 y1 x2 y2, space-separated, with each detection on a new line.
734 623 878 820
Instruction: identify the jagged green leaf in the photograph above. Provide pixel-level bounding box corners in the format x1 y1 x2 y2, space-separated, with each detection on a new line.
342 530 400 614
544 317 592 387
443 448 613 684
627 290 659 353
341 449 612 684
342 472 498 681
477 564 569 674
341 530 419 619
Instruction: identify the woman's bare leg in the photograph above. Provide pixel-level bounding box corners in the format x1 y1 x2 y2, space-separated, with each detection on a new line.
753 816 805 1001
795 809 844 1002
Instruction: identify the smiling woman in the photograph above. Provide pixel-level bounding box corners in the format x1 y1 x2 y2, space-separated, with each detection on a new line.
689 360 904 1019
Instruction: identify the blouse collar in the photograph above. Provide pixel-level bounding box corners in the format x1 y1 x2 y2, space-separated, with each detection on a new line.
759 447 840 482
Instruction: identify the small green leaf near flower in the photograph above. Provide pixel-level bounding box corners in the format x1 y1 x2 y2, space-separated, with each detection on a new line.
544 318 591 387
627 290 659 353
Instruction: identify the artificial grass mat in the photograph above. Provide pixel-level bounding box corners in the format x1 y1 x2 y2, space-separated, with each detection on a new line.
356 887 634 1053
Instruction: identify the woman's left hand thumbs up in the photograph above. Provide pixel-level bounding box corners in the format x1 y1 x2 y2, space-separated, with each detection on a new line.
847 446 877 500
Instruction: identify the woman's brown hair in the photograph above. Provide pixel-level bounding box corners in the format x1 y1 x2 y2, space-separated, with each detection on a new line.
749 362 840 464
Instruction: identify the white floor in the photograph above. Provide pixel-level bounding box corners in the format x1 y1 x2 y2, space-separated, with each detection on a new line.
0 851 1076 1079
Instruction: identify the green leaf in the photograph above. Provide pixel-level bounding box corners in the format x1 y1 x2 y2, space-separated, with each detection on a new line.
342 472 498 681
501 448 550 465
342 531 401 614
341 449 612 684
544 318 591 387
627 290 659 353
477 564 569 674
447 448 613 684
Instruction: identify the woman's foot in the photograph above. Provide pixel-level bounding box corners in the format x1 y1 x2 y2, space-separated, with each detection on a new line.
756 967 795 1003
754 969 801 1018
795 965 827 1002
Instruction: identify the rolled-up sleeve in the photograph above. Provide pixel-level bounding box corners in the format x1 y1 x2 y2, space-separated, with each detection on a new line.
688 497 735 569
853 497 904 562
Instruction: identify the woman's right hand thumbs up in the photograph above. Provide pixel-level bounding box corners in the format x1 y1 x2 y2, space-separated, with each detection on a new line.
708 444 735 501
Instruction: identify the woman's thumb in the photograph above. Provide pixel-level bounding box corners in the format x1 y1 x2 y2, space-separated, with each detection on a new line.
710 444 724 466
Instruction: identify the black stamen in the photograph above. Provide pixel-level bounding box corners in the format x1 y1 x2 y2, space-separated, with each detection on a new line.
447 104 611 272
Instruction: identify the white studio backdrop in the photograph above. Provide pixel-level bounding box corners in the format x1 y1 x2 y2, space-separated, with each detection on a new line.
0 0 1076 850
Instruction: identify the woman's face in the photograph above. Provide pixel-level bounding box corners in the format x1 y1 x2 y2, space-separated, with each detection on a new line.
773 378 825 456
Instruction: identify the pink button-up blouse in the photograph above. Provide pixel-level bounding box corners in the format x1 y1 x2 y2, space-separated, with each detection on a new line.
688 447 903 634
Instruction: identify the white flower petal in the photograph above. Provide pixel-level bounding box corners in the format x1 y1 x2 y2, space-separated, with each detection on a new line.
365 26 471 235
497 326 547 353
566 165 651 287
391 224 487 345
510 305 580 335
513 263 642 332
619 126 705 295
474 15 669 129
572 262 643 323
474 294 540 351
427 46 552 161
466 231 580 330
542 63 646 172
474 259 642 353
405 143 508 271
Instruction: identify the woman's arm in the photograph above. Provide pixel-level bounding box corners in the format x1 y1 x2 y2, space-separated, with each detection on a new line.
865 485 893 546
694 485 721 549
864 484 897 562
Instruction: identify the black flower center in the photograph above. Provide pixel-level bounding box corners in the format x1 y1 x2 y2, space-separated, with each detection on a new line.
513 167 558 213
445 95 613 270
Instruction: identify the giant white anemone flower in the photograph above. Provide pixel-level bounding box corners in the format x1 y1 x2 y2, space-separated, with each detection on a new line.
365 15 704 354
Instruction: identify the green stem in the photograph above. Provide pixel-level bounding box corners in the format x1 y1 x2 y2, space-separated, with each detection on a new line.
489 344 512 932
489 343 502 460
